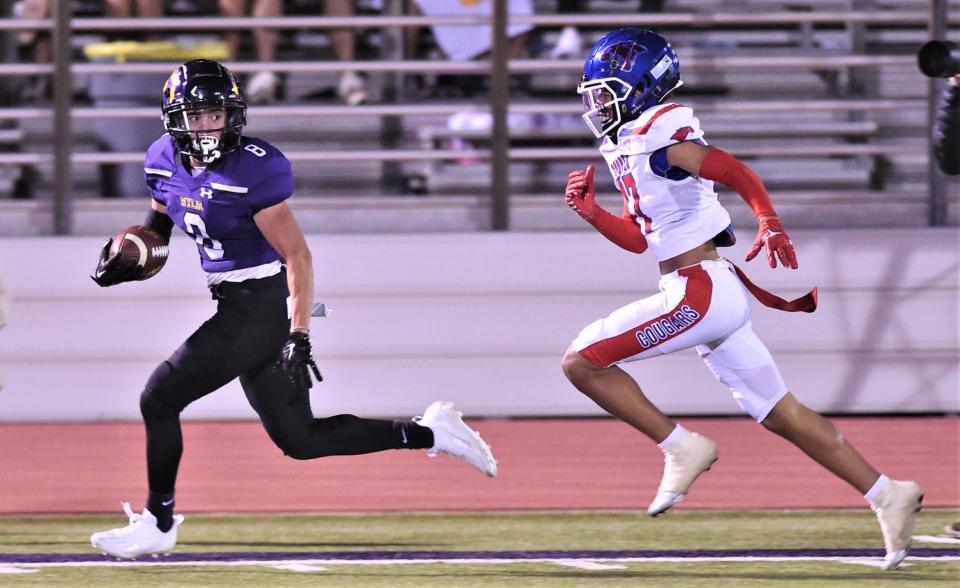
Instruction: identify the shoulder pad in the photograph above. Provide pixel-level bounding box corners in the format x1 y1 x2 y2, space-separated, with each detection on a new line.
236 137 290 176
143 134 176 176
616 104 704 155
227 136 294 210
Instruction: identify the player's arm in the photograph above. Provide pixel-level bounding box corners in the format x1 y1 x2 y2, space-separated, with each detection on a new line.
254 201 322 389
146 200 172 240
666 141 798 269
91 199 174 287
564 164 648 254
254 202 312 332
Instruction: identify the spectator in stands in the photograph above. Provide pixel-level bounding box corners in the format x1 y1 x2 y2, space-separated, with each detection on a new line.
220 0 282 104
934 74 959 176
550 0 667 59
404 0 533 99
406 0 532 63
325 0 368 106
551 0 584 59
14 0 163 100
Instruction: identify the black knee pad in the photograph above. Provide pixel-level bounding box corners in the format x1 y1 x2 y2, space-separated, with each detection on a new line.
140 363 189 422
139 387 184 422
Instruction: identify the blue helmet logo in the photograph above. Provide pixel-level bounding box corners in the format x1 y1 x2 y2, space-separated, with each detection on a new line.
578 28 682 138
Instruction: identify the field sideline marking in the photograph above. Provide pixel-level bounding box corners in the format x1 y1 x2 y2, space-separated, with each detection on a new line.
1 554 958 574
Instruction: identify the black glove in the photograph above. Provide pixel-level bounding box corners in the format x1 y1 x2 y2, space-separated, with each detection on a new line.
277 331 323 390
91 238 142 287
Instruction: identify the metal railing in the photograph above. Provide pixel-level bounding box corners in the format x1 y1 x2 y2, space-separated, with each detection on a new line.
0 2 953 233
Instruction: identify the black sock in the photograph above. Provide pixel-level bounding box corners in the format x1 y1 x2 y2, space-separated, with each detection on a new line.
393 420 434 449
146 491 175 533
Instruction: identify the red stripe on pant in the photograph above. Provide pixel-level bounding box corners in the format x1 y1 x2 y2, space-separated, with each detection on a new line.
580 264 714 368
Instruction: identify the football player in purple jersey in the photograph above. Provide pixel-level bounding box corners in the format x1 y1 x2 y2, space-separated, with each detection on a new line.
89 60 497 559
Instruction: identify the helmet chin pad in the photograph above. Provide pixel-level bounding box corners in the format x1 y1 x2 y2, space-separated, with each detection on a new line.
194 134 221 163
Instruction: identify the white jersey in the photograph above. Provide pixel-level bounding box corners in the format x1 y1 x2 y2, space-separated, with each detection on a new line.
410 0 534 60
598 103 732 261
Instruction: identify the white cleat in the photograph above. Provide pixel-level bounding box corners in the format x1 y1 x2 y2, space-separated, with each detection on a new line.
90 502 184 559
415 401 498 477
647 432 718 517
872 480 923 571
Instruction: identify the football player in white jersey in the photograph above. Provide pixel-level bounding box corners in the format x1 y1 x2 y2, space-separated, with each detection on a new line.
562 28 922 571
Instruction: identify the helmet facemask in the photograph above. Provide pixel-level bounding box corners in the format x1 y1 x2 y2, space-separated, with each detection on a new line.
577 77 633 138
163 104 246 165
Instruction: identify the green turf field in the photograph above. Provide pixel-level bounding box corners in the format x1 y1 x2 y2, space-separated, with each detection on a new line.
1 509 958 586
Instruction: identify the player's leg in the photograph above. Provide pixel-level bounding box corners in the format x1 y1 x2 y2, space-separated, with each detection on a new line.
92 309 250 558
762 393 879 492
562 347 717 516
762 393 923 570
240 361 498 476
561 350 675 441
700 321 922 570
563 262 740 515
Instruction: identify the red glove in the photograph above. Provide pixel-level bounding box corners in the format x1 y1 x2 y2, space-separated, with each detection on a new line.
565 164 597 220
564 164 648 254
746 215 798 269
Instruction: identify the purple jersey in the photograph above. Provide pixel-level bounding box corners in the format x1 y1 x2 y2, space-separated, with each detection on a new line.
143 135 294 273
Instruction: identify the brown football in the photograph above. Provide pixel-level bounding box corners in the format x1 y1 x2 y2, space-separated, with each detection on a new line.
110 225 169 279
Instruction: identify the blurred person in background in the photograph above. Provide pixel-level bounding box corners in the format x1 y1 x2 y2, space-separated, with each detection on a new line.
550 0 585 59
14 0 164 100
325 0 369 106
87 59 497 559
550 0 667 59
933 74 959 176
404 0 532 99
220 0 282 104
562 28 923 571
404 0 535 154
933 74 958 538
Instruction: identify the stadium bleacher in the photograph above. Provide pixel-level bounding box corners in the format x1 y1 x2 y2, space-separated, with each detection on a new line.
0 0 956 235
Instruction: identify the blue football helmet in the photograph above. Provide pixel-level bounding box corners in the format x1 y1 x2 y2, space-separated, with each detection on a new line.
161 59 246 163
578 28 683 138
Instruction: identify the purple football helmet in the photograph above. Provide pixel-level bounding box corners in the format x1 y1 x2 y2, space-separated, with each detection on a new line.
161 60 246 163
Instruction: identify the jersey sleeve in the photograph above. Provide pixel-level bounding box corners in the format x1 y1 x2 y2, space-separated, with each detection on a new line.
617 104 705 155
143 136 175 206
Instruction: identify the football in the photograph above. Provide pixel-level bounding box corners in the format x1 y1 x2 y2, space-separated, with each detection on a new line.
110 225 169 279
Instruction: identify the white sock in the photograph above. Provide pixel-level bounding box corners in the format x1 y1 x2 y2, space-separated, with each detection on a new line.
864 474 890 504
657 424 688 450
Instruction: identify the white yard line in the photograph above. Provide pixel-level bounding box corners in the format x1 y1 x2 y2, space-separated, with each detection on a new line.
1 554 957 574
914 535 960 545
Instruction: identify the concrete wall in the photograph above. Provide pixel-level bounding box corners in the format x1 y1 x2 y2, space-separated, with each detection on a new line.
0 227 957 422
